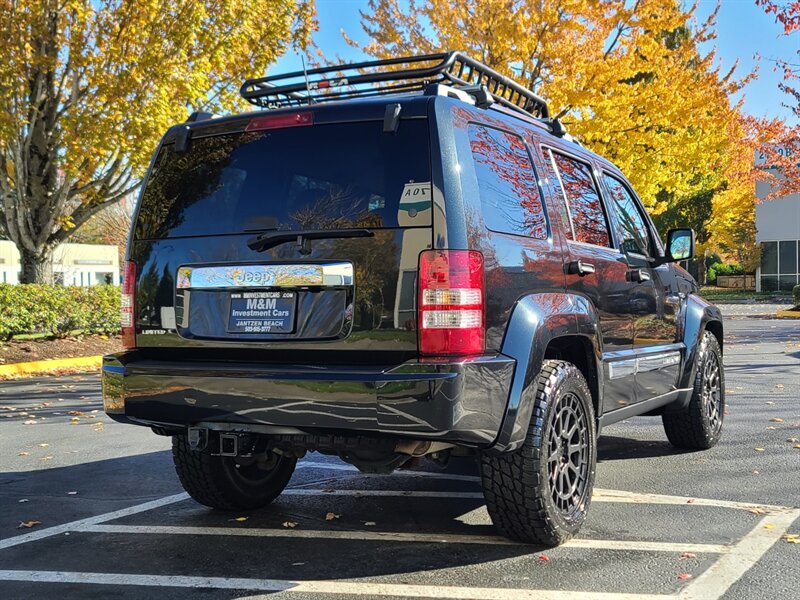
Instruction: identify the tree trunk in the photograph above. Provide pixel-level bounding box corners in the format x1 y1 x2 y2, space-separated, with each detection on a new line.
19 247 55 284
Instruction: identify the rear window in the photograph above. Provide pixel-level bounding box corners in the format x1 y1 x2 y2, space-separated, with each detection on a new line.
134 119 431 240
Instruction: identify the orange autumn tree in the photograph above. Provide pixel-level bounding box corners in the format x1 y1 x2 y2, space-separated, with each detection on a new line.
349 0 759 254
755 0 800 199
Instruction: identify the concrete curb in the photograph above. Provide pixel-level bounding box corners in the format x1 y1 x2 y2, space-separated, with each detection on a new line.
776 309 800 319
0 355 102 379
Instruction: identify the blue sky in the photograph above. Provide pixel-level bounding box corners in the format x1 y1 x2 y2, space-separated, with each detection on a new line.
272 0 799 125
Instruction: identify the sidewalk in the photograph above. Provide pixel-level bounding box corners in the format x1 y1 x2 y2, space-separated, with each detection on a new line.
713 300 794 318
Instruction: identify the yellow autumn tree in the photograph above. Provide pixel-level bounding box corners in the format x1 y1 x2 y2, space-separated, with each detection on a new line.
0 0 316 283
350 0 755 251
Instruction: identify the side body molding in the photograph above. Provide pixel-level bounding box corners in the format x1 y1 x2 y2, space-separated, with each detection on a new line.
488 293 602 454
667 294 724 411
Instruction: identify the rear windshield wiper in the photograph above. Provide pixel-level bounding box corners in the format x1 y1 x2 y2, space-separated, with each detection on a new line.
247 228 375 254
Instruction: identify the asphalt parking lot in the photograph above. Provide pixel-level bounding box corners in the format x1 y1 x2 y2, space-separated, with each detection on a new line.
1 314 798 600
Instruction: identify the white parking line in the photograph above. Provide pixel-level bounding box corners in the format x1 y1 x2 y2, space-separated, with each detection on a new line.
593 489 789 512
0 493 189 551
284 488 484 498
0 570 669 599
678 509 800 600
77 524 732 554
300 461 482 483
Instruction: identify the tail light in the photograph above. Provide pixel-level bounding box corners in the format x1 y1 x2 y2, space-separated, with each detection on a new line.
418 250 485 356
121 260 136 349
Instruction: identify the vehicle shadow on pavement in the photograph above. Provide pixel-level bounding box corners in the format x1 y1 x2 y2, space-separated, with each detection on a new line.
1 450 555 583
597 435 690 462
0 450 180 535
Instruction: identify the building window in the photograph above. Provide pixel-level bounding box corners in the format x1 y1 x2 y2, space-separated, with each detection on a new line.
760 240 799 291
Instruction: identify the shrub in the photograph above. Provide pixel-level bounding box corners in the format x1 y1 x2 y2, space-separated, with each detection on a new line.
706 262 745 285
0 284 120 341
793 284 800 308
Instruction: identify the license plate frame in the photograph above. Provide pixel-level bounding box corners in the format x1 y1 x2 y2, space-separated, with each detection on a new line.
227 291 297 334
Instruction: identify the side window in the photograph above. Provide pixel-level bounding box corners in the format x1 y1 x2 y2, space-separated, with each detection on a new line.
467 124 548 239
548 150 610 247
602 173 653 257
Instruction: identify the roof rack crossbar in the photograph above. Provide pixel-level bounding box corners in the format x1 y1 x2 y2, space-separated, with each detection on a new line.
240 51 549 119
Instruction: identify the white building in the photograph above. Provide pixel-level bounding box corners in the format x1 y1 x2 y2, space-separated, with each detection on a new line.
0 240 119 286
755 148 800 292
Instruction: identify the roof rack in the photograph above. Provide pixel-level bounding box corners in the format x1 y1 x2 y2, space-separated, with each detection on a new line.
240 52 549 119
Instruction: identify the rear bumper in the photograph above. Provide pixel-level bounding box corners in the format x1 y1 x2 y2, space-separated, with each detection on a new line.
102 352 515 447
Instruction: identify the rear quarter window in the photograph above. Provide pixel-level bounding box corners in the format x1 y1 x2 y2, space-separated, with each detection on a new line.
134 119 432 240
458 123 548 240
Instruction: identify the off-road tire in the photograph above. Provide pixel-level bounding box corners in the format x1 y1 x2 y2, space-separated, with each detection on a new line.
172 435 296 510
662 331 724 450
480 360 597 546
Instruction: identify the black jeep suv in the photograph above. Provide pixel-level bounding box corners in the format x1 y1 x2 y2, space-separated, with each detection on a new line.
103 52 724 546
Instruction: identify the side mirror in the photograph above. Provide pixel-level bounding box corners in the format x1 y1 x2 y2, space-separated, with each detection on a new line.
663 228 695 263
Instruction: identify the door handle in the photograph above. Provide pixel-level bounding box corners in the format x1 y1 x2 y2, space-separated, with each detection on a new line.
567 260 596 276
628 268 651 283
665 294 682 307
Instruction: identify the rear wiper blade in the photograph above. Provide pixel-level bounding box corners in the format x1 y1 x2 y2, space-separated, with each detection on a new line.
247 228 375 254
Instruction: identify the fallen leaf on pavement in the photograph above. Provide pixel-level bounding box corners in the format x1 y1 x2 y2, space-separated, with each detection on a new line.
766 401 775 405
22 420 37 425
794 444 800 450
325 512 341 521
18 520 41 528
677 573 693 581
680 552 697 559
764 524 776 529
229 517 248 522
686 499 696 504
787 438 799 443
40 456 53 461
67 491 77 495
748 508 766 515
782 534 799 544
752 470 760 475
766 426 777 430
769 418 785 423
775 384 784 389
282 521 298 528
363 521 377 526
538 554 550 562
18 452 29 456
38 443 49 448
18 499 28 503
754 447 765 452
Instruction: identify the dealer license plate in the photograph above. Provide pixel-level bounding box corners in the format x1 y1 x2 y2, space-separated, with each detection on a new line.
227 291 296 334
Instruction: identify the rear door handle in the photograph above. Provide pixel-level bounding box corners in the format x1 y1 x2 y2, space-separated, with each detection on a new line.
665 294 682 306
567 260 595 276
